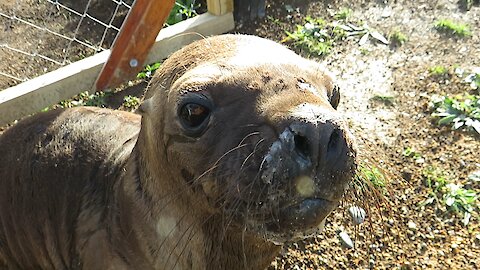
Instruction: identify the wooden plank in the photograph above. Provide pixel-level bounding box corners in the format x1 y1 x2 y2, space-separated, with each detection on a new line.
206 0 234 15
145 11 234 65
0 51 109 125
95 0 175 91
0 12 234 126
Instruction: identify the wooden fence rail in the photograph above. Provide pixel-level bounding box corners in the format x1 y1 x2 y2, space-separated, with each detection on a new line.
0 0 234 126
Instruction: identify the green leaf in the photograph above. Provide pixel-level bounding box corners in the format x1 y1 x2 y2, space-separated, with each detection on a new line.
438 115 456 125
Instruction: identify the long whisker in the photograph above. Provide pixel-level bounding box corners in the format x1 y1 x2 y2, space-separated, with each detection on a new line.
153 143 251 216
151 130 258 214
154 130 263 217
242 224 248 269
168 187 244 270
162 155 259 269
156 131 266 268
162 187 230 269
214 138 266 260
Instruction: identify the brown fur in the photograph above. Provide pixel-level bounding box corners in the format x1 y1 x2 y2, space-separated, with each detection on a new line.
0 35 356 269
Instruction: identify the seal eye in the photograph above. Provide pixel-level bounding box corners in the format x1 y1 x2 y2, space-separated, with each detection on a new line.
180 103 210 128
178 94 212 137
329 85 340 109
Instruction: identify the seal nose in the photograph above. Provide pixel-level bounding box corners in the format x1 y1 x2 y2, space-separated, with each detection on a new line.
290 118 349 171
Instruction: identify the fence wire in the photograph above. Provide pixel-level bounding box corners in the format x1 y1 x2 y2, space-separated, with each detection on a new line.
0 0 135 89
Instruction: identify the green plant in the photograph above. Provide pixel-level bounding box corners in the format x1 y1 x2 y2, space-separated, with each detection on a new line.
285 17 336 57
465 71 480 90
285 16 388 57
267 15 282 25
371 94 395 105
402 147 422 160
423 167 478 225
429 65 449 77
347 163 389 206
59 91 110 108
137 62 161 79
346 162 392 223
334 8 352 21
431 93 480 134
444 183 477 214
423 167 448 199
284 16 359 57
123 95 141 111
434 19 472 38
167 0 199 25
468 171 480 182
389 29 407 46
357 164 386 189
359 47 370 55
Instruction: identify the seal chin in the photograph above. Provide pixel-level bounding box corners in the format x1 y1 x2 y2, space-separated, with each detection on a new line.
273 198 337 233
242 198 339 245
257 198 337 244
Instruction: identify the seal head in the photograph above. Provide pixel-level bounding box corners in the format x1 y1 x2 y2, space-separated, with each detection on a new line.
140 34 357 244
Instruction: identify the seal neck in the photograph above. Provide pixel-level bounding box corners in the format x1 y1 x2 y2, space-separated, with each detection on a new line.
116 146 281 269
117 139 209 268
203 218 281 269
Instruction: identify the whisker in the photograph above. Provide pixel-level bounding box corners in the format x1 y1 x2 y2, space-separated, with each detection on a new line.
242 224 248 269
214 138 267 260
153 143 252 217
157 130 267 268
167 188 240 270
155 130 264 218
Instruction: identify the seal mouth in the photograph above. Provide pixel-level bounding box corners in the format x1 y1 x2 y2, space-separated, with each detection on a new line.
267 197 337 234
239 124 355 243
214 117 356 244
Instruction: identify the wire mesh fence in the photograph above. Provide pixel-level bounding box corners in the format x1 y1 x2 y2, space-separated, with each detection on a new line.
0 0 202 91
0 0 137 90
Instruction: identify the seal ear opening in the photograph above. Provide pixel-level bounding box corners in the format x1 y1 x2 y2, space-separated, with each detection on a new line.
138 98 153 114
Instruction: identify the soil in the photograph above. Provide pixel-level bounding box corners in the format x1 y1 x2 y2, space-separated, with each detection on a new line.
235 1 480 269
1 0 480 269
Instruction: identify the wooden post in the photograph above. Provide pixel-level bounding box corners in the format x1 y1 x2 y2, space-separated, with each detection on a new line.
206 0 234 16
95 0 175 91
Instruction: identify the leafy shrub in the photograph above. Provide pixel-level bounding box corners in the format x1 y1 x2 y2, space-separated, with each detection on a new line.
423 167 478 225
434 19 472 37
431 93 480 135
167 0 199 25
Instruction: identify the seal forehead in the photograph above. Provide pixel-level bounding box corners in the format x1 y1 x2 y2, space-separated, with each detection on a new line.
171 64 229 92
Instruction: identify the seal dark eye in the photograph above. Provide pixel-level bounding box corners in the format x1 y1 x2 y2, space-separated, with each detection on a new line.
178 94 213 137
180 103 210 128
329 85 340 109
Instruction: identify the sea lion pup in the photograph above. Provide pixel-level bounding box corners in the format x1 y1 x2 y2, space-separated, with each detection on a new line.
0 34 356 269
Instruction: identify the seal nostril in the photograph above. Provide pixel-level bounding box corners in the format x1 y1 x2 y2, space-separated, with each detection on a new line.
294 134 310 159
327 129 340 155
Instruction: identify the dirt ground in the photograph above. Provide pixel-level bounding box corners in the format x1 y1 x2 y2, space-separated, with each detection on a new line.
1 0 480 269
236 0 480 269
